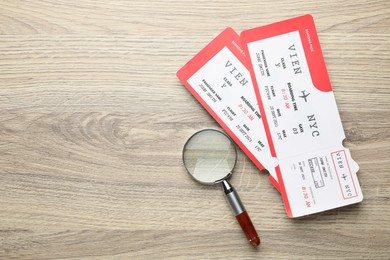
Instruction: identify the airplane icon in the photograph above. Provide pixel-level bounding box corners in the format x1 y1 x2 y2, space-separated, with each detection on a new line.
299 90 310 102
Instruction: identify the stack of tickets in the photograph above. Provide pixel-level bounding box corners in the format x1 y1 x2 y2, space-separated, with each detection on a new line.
177 15 363 218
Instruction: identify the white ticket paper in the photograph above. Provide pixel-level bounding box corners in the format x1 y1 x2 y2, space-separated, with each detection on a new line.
177 28 279 187
241 15 363 217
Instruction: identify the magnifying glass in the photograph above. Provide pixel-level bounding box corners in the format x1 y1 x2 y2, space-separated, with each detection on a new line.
182 129 260 247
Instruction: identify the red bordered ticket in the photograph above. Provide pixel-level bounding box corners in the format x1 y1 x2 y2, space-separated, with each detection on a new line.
177 28 279 188
241 15 363 217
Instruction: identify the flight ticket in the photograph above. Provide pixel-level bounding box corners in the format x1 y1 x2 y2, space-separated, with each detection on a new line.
176 28 279 188
241 15 363 217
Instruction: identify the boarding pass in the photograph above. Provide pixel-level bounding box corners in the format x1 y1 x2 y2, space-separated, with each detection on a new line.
241 15 363 217
176 28 280 188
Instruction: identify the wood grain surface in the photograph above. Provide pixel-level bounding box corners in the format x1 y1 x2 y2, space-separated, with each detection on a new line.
0 0 389 259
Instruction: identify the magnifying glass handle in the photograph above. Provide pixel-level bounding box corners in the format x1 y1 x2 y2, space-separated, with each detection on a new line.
222 180 260 247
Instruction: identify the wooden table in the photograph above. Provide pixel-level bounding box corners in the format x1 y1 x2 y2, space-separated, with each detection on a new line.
1 1 389 259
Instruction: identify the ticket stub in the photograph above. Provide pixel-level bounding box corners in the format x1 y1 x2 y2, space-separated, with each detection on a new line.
176 28 279 188
241 15 363 217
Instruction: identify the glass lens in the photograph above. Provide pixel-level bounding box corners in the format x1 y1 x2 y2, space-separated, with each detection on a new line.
182 129 237 184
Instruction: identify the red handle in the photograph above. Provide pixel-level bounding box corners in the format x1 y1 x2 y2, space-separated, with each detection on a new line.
236 211 260 247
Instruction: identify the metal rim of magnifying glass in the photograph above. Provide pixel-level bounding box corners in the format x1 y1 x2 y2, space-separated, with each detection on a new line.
182 129 237 185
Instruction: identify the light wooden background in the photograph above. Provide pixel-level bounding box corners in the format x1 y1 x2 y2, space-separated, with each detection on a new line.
0 0 389 259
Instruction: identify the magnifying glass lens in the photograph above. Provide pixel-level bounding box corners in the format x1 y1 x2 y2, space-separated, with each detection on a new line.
182 129 237 184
